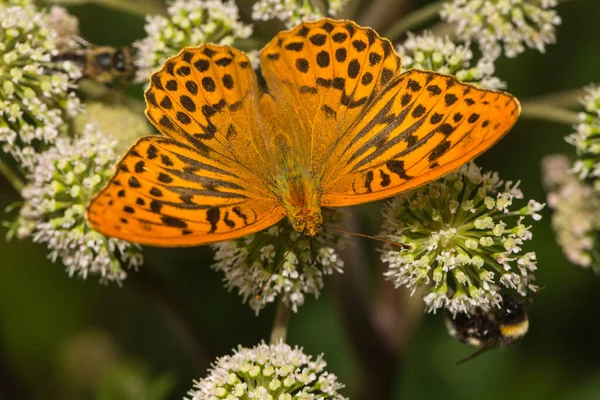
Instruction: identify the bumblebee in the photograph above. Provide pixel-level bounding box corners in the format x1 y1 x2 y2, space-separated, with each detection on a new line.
446 294 530 364
54 44 135 86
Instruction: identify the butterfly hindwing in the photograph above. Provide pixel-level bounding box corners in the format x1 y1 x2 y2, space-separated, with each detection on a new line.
321 70 520 206
260 19 401 171
87 137 285 246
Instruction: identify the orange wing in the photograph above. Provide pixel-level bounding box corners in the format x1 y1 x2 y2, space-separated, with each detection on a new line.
260 19 402 172
321 70 520 206
87 45 285 246
261 19 519 207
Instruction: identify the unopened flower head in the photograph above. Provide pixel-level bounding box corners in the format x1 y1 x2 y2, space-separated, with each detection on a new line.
566 85 600 190
74 101 153 155
543 155 600 272
0 0 82 170
252 0 348 28
186 341 346 400
381 163 543 316
397 31 505 90
134 0 253 82
212 211 344 314
18 123 143 282
440 0 561 59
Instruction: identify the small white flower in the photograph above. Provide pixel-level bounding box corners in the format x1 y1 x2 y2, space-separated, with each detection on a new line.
211 211 345 314
134 0 253 82
566 85 600 190
397 31 505 90
17 123 143 282
543 155 600 272
381 163 542 315
251 0 349 28
0 0 83 169
186 341 346 400
440 0 561 59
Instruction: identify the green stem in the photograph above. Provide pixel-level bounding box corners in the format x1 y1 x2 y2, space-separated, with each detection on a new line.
384 0 445 42
523 88 586 109
91 0 165 18
269 298 291 344
520 102 580 125
0 160 25 193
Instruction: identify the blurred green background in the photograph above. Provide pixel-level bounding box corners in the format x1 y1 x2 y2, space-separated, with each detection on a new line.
1 0 600 399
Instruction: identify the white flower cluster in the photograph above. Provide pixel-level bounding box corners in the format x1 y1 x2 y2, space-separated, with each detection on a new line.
397 31 505 90
440 0 561 59
543 155 600 272
0 0 82 170
566 85 600 190
18 123 143 282
252 0 348 29
212 212 344 314
381 163 543 316
134 0 253 82
187 341 346 400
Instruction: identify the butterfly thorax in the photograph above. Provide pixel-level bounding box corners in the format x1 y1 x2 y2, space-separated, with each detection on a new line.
276 165 323 236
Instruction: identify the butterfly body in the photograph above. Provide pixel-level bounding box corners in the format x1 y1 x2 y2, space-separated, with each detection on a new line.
87 19 520 247
277 169 323 236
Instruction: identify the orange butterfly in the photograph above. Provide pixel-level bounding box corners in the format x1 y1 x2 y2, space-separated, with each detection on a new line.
87 19 520 246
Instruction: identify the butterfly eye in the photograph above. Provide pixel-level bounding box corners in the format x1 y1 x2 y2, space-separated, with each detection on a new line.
291 218 304 232
313 212 323 225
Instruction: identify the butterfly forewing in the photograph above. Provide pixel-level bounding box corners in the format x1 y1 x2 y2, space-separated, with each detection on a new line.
145 44 276 186
87 45 286 246
321 70 520 206
260 19 402 172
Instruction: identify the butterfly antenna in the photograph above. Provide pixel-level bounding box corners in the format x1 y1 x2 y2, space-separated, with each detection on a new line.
322 224 409 250
255 231 305 300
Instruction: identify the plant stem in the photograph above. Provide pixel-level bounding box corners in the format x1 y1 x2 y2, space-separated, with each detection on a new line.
384 0 445 42
520 102 580 126
92 0 165 18
523 88 586 109
270 298 291 344
0 160 25 193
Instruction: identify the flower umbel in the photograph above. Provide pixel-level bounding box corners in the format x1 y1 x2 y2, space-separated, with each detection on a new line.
212 211 344 314
17 123 143 282
543 155 600 272
397 31 505 90
252 0 348 29
440 0 561 59
381 163 543 315
134 0 253 82
567 85 600 190
186 341 346 400
0 0 82 169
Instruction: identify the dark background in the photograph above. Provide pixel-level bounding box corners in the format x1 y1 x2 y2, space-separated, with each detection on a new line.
1 0 599 399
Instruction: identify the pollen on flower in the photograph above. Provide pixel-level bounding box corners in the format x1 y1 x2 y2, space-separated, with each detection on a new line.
440 0 561 59
211 211 345 314
186 341 346 400
543 155 600 272
566 85 600 190
16 123 143 282
133 0 253 82
381 163 543 316
397 31 505 90
0 0 82 170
